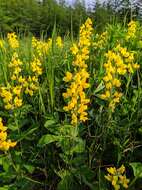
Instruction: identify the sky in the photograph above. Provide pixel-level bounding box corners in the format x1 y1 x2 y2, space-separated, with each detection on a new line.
66 0 105 7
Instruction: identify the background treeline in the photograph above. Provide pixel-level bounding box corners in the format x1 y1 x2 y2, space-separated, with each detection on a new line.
0 0 142 36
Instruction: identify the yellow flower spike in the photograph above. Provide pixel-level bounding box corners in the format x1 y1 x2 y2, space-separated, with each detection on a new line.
71 113 78 125
101 42 140 112
126 20 137 41
0 118 17 151
0 39 4 49
63 18 93 126
7 32 19 49
56 36 63 48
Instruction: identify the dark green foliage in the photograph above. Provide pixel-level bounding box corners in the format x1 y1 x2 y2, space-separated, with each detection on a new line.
0 0 141 37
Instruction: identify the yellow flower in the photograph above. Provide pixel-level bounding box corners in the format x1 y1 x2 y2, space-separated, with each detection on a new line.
70 43 79 55
0 39 4 49
105 165 129 190
25 88 34 96
0 117 17 151
13 86 22 96
56 36 63 48
126 21 137 41
112 79 121 87
63 72 73 82
107 167 117 175
14 97 22 107
5 103 13 110
0 131 7 141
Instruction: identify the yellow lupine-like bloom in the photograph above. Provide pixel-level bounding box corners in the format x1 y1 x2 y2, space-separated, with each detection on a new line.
0 85 23 110
126 20 137 41
0 117 17 151
31 57 42 76
0 39 4 49
63 18 93 125
32 36 53 57
56 36 63 48
93 31 108 49
0 52 24 110
9 52 23 82
105 165 130 190
24 76 39 97
101 44 140 112
7 32 19 49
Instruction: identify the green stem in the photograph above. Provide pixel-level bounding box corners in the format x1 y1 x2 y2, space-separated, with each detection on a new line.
128 176 138 188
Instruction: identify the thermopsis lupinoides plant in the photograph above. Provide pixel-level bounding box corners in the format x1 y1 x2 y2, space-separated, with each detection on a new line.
0 19 141 190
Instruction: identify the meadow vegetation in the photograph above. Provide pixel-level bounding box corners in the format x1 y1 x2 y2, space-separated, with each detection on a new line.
0 16 142 190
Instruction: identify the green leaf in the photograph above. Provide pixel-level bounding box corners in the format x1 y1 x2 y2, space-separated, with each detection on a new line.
17 127 38 141
94 81 104 94
70 138 85 154
7 123 18 131
44 120 56 128
1 157 11 172
138 126 142 134
60 125 78 137
130 162 142 178
24 164 35 174
38 134 59 146
57 171 75 190
0 187 9 190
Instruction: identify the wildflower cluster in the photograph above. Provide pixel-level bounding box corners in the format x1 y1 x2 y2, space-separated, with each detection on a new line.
0 33 44 110
10 52 23 81
63 18 93 125
93 31 108 49
101 44 140 111
7 32 19 49
0 117 17 151
24 57 42 96
126 21 137 41
0 53 23 110
105 165 130 190
32 36 63 57
32 36 52 57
